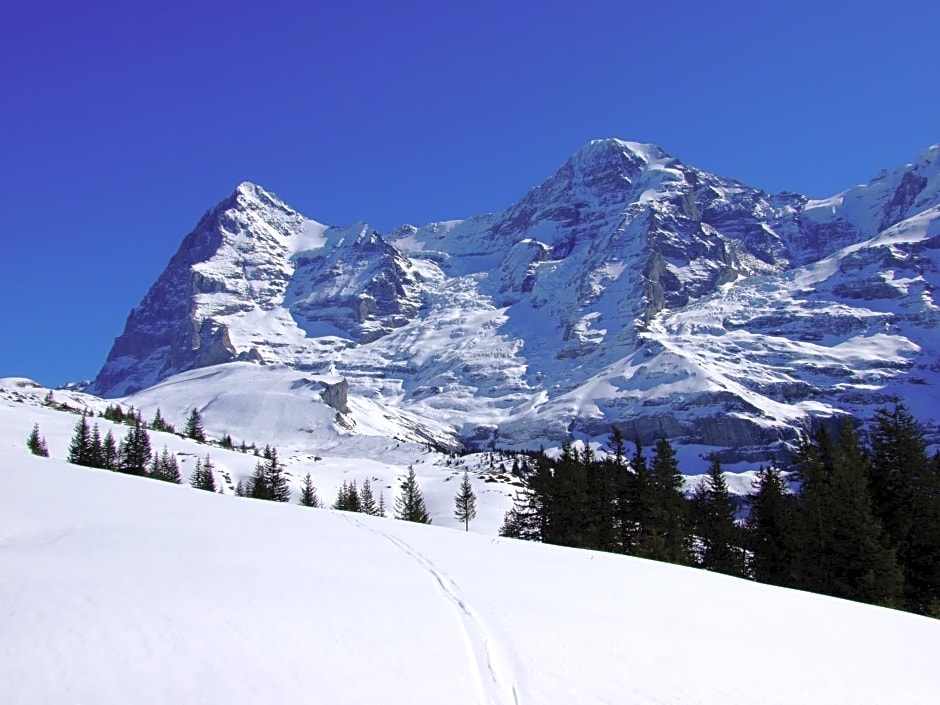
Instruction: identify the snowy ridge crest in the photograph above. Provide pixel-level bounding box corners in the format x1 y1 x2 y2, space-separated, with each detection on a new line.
89 142 940 459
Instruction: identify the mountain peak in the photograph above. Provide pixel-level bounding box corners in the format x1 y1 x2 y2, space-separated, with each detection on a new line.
572 138 673 166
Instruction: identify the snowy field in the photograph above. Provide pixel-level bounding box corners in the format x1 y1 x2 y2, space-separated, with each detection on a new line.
3 422 940 703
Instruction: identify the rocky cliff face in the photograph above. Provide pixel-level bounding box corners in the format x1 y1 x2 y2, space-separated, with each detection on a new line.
89 141 940 459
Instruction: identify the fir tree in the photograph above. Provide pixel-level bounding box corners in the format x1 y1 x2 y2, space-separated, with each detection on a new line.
332 479 361 511
454 470 477 531
360 478 379 515
150 408 174 433
376 490 387 518
88 423 104 469
117 420 152 475
395 466 431 524
26 424 49 457
184 408 206 443
691 456 745 576
298 472 321 507
745 464 796 587
220 433 233 450
67 413 93 466
151 447 182 484
792 420 903 606
235 479 246 497
102 430 118 471
190 455 217 492
263 445 290 502
247 462 269 500
636 437 690 565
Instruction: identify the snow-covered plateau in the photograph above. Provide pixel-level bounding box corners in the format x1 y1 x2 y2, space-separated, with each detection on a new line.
81 139 939 463
3 410 939 705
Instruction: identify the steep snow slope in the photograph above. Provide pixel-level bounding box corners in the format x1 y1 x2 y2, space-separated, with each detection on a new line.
3 444 940 704
85 141 940 459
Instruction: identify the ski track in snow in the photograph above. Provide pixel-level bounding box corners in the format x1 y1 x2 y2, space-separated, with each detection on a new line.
337 512 522 705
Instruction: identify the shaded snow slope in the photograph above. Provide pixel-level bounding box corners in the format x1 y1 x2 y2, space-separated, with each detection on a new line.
84 141 940 460
3 446 940 704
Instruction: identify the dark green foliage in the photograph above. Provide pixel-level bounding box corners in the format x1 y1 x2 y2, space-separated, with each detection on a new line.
248 445 289 502
150 408 175 434
220 434 233 450
88 424 104 469
150 447 182 484
117 420 152 475
454 470 477 531
184 408 206 443
235 479 246 497
376 490 387 518
67 413 93 466
102 431 118 471
746 464 796 587
26 424 49 457
395 466 431 524
360 478 380 516
190 454 217 491
691 456 745 576
333 479 361 512
103 404 126 424
636 438 690 565
868 402 940 613
791 421 902 606
298 472 321 507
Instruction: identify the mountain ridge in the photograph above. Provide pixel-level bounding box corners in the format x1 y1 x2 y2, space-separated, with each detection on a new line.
87 140 940 459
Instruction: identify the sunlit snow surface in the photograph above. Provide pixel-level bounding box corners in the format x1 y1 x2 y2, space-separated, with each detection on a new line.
3 419 940 704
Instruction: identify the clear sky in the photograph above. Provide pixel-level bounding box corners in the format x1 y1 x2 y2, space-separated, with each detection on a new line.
1 0 937 388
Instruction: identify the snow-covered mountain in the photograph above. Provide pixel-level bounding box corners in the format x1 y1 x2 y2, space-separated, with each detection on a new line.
88 140 940 460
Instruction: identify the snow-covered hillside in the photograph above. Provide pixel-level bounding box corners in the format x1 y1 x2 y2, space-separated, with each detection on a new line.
3 430 940 704
81 140 940 461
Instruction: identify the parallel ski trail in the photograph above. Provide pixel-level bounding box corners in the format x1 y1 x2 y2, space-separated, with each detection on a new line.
339 513 521 705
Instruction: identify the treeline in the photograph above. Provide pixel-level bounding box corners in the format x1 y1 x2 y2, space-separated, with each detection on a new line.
500 403 940 617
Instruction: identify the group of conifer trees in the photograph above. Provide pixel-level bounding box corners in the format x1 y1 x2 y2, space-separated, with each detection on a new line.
500 402 940 617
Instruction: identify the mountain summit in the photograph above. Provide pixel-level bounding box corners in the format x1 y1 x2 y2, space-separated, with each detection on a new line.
89 141 940 458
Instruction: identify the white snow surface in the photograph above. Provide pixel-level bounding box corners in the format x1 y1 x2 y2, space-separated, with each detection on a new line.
3 416 940 704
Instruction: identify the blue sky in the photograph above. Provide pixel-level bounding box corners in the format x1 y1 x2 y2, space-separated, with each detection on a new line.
1 0 937 388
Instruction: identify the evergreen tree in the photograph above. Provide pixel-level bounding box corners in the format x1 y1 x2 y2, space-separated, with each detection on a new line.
67 413 93 466
454 470 478 531
190 455 217 491
117 420 152 475
247 462 269 500
691 456 745 576
150 447 182 483
88 424 104 469
376 490 387 518
263 445 290 502
235 479 246 497
150 408 174 433
360 478 379 515
298 472 321 507
746 464 796 587
26 424 49 457
332 479 361 511
220 433 233 450
636 437 690 564
184 408 206 443
792 420 903 606
868 401 940 613
102 430 118 471
394 466 431 524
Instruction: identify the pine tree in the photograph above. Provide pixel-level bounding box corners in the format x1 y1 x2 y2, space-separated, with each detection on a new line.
395 466 431 524
691 456 745 576
190 455 217 492
102 430 118 470
150 408 174 433
263 445 290 502
67 413 93 466
117 420 152 475
235 479 246 497
220 434 233 449
792 420 903 606
184 408 206 443
746 464 796 587
454 470 477 531
332 479 362 511
376 490 387 518
636 438 690 565
247 462 269 500
88 424 104 469
151 447 182 484
299 472 321 507
360 478 379 515
26 424 49 457
868 401 940 613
